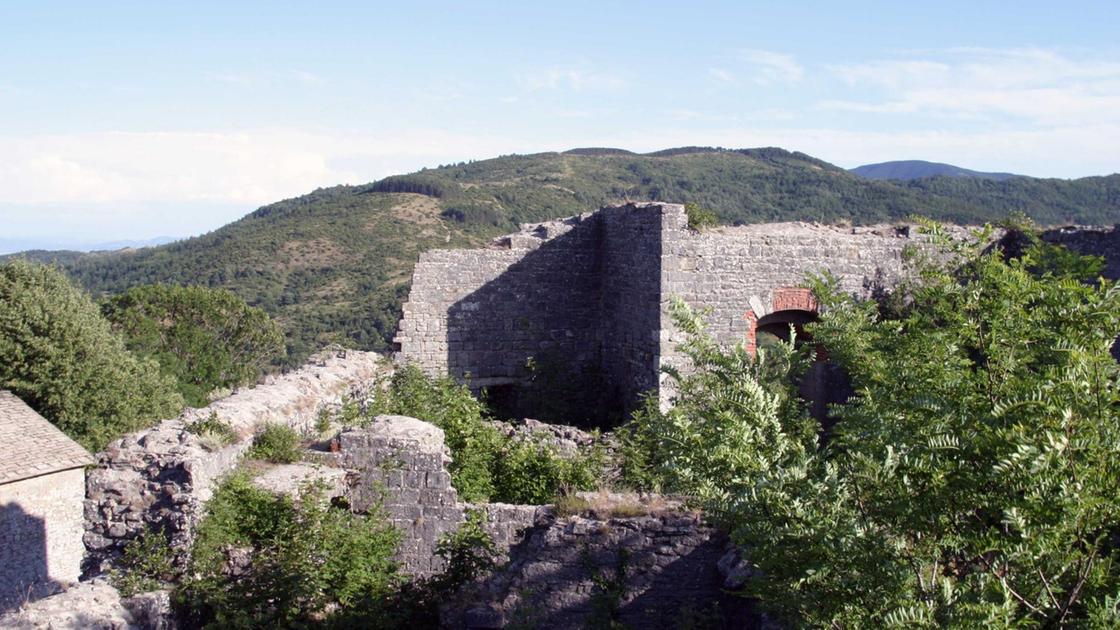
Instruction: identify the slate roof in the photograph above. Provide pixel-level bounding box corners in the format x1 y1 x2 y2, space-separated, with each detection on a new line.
0 390 94 484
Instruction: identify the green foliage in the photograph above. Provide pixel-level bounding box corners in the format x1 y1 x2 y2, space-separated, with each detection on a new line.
684 202 719 231
629 234 1120 627
112 527 177 597
492 438 603 505
0 260 184 451
101 284 286 406
18 149 1118 367
368 364 503 502
368 364 601 503
176 473 401 628
247 424 302 464
187 411 238 450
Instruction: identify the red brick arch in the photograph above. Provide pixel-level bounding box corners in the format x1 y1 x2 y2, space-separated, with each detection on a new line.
744 287 818 354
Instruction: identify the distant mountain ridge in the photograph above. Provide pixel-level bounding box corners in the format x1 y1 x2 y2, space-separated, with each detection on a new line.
5 146 1119 364
851 160 1022 181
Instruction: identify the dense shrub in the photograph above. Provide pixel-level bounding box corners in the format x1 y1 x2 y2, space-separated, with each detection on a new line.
102 284 285 406
368 364 601 504
112 527 177 597
0 260 184 450
247 424 302 464
628 227 1120 626
176 473 401 628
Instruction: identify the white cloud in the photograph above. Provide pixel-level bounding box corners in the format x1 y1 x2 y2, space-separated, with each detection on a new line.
737 49 803 85
824 48 1120 124
0 128 525 208
707 67 736 86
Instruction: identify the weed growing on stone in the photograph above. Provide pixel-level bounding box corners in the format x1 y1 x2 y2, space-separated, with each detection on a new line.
112 527 177 597
247 423 302 464
186 411 238 451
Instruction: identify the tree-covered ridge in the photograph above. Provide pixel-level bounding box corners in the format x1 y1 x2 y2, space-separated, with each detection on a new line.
16 147 1120 365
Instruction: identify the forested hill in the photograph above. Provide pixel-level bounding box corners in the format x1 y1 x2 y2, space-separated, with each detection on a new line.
851 159 1022 181
9 146 1120 363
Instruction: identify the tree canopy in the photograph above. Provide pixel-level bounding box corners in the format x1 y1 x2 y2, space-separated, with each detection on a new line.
0 260 183 450
101 284 286 407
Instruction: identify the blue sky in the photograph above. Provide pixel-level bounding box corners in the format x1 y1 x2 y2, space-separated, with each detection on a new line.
1 1 1118 249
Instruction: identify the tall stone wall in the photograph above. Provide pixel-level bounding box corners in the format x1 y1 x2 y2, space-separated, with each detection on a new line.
0 469 87 612
659 214 922 403
397 202 927 421
598 204 666 417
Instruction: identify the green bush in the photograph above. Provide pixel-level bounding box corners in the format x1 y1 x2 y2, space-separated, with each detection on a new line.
101 284 286 407
248 424 302 463
112 527 177 597
684 202 719 231
492 439 602 505
630 228 1120 627
368 364 502 501
0 260 184 450
187 411 238 450
176 473 401 627
368 364 601 503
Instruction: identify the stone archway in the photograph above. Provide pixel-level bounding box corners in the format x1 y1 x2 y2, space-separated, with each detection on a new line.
743 287 849 434
744 287 818 354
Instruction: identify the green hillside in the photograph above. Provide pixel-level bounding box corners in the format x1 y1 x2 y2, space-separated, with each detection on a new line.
12 147 1120 363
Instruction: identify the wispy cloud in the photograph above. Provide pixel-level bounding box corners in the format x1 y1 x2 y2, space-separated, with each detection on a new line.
707 67 737 86
822 48 1120 124
517 68 626 92
205 69 328 87
736 49 803 85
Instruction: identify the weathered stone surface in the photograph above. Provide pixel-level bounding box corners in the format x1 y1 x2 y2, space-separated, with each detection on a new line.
249 462 347 499
443 511 760 629
338 416 464 577
83 349 387 576
1 468 88 612
0 580 135 629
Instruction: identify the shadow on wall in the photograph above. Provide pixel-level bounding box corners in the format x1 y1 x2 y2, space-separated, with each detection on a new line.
0 501 62 613
446 218 612 427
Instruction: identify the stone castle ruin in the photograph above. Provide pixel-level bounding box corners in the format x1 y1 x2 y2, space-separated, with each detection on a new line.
395 202 926 425
5 201 1119 628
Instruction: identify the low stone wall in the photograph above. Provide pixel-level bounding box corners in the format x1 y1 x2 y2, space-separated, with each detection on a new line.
447 511 756 629
338 416 466 577
83 349 386 575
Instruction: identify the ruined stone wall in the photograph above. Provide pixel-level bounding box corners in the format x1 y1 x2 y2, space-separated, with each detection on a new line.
446 511 755 629
83 349 384 575
338 416 465 577
0 468 87 612
397 215 602 386
1043 225 1120 280
598 204 666 417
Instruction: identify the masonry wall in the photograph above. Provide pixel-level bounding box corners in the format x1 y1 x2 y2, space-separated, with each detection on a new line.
397 203 926 420
598 204 666 417
0 468 87 611
83 349 384 575
445 511 756 629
